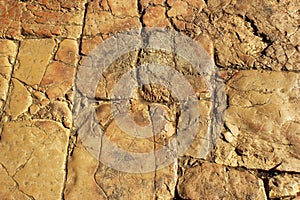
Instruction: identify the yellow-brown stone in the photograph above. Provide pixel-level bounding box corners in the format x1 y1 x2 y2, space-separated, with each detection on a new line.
55 39 79 66
14 39 56 86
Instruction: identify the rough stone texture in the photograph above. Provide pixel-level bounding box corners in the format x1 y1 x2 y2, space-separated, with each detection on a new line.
55 39 79 66
0 0 299 199
177 161 267 200
214 71 300 172
64 142 177 199
0 120 69 199
143 6 171 27
0 164 31 200
83 0 140 36
14 39 56 86
41 61 75 100
5 78 32 119
0 40 18 113
269 173 300 199
0 0 87 39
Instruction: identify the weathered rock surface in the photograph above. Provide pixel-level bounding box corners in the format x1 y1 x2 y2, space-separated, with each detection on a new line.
5 78 32 119
214 71 300 172
0 0 299 199
269 173 300 199
14 39 56 86
0 164 31 200
0 0 87 39
0 120 69 199
64 142 177 199
83 0 140 36
41 61 75 100
177 161 267 200
0 40 18 113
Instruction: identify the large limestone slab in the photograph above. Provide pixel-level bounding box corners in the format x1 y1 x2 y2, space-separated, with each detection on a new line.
214 71 300 172
64 142 177 199
55 39 79 66
13 39 56 86
0 120 69 199
177 162 267 199
83 0 140 36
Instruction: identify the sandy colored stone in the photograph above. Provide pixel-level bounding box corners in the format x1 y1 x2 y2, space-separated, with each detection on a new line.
194 34 214 59
64 142 106 199
0 120 69 199
269 173 300 199
107 0 139 17
21 0 86 38
177 162 267 199
0 40 18 104
81 36 103 56
48 101 72 128
41 61 75 100
168 0 189 17
0 1 23 39
167 0 196 22
1 0 86 39
5 78 32 119
202 0 299 70
135 49 216 159
65 141 177 199
29 104 39 115
14 39 56 86
139 0 165 10
0 0 86 38
1 0 299 199
84 0 141 36
94 162 177 199
0 165 31 200
143 6 171 27
91 51 137 99
55 39 79 66
214 71 300 172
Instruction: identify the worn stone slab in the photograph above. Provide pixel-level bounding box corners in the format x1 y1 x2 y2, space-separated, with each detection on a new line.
0 164 31 200
83 0 140 36
55 39 79 66
177 162 267 199
0 120 69 199
64 142 177 199
0 0 87 39
13 39 56 86
214 70 300 172
5 78 32 119
41 61 75 100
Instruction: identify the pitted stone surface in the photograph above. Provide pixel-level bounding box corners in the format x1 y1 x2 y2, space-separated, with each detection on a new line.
0 0 299 199
214 71 300 172
0 120 69 199
177 161 267 200
14 39 56 86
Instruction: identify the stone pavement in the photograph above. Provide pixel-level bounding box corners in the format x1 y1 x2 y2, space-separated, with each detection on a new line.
0 0 299 199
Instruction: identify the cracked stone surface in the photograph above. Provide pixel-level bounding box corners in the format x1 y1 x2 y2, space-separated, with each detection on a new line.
0 0 299 199
177 160 267 199
269 173 300 199
0 120 69 199
214 71 300 172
